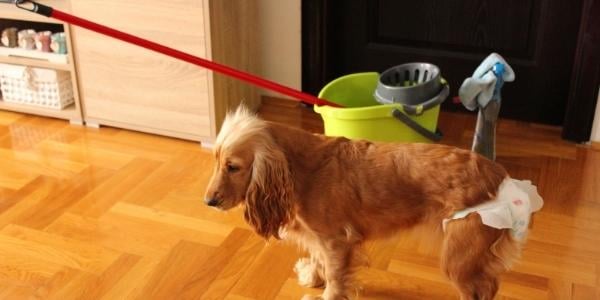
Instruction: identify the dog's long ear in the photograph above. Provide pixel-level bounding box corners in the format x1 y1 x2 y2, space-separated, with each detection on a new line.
244 143 294 240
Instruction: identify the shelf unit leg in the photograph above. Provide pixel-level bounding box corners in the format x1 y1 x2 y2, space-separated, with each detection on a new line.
199 138 214 149
85 121 100 129
69 119 84 126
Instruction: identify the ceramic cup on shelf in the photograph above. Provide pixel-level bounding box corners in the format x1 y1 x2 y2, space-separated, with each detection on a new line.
1 27 18 48
35 31 52 52
51 32 67 54
18 29 37 50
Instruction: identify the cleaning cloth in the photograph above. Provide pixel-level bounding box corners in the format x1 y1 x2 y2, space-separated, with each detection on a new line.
459 53 515 110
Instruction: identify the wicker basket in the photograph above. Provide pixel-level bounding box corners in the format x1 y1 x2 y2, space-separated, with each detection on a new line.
0 63 74 110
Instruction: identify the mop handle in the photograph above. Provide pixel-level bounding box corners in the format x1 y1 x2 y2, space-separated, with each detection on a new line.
15 1 340 107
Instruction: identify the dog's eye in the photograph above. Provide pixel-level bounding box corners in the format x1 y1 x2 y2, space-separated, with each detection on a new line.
226 164 240 173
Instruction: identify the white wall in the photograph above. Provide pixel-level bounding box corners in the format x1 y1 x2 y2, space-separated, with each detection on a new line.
591 87 600 142
257 0 301 99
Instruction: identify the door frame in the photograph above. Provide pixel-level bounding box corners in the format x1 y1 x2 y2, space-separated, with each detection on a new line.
302 0 600 142
301 0 334 97
562 0 600 142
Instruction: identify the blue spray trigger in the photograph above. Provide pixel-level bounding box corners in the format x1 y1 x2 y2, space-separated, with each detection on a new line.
492 62 505 78
491 63 505 102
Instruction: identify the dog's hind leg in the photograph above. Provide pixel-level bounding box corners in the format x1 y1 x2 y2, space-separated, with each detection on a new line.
441 213 521 300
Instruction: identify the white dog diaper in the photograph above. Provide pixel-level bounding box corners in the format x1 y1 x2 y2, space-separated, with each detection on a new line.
443 178 543 240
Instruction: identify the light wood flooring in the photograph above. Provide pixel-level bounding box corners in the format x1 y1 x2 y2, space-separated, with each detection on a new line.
0 98 599 299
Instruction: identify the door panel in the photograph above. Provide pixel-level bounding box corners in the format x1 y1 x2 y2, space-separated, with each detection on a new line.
305 0 583 126
374 0 536 58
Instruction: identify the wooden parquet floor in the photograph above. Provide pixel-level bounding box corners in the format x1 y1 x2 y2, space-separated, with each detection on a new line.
1 98 599 299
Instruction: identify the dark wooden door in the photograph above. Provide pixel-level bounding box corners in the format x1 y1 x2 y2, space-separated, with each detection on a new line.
303 0 583 126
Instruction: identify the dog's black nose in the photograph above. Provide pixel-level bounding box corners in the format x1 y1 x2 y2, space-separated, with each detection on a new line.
205 197 220 207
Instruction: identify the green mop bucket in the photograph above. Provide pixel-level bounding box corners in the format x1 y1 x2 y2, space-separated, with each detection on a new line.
314 72 448 143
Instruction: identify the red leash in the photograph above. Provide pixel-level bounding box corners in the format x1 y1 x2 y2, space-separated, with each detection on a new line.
15 1 340 107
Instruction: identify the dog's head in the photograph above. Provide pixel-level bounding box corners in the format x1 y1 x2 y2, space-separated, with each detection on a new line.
204 106 294 239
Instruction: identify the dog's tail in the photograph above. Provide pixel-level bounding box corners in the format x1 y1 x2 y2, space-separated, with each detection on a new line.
441 213 522 300
489 227 522 271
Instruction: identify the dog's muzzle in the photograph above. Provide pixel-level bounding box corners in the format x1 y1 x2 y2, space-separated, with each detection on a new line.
204 197 220 207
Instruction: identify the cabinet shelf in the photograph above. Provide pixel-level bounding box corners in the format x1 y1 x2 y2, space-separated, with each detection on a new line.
0 4 82 123
0 99 79 121
0 53 71 71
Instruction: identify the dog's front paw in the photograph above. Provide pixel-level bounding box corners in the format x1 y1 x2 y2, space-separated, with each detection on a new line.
294 258 325 288
302 292 348 300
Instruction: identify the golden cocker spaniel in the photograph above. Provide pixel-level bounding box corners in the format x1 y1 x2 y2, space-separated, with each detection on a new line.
205 106 535 300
